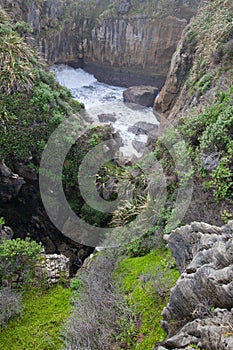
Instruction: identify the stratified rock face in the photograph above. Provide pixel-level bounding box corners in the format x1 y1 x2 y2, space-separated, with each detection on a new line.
85 16 187 87
123 86 158 107
156 309 233 350
154 25 195 115
1 0 85 66
157 221 233 350
1 0 200 87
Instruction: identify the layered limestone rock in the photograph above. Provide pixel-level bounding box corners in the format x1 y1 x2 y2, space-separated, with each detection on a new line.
156 221 233 350
1 0 85 66
1 0 200 86
85 16 188 87
153 25 195 116
154 0 233 120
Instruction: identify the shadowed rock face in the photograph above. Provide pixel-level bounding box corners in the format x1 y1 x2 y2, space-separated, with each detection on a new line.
123 86 158 107
156 221 233 350
85 16 188 87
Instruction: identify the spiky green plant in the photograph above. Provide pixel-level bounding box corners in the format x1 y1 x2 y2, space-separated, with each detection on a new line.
0 7 41 94
0 32 39 94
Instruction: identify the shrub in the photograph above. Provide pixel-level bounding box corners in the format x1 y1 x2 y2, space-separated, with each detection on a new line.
0 287 22 327
0 31 39 94
63 250 131 350
0 238 43 287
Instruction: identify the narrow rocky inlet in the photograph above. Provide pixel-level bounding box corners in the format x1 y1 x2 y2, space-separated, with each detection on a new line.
0 0 232 349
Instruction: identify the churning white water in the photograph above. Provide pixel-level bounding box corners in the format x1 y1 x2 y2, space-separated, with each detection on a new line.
51 64 159 156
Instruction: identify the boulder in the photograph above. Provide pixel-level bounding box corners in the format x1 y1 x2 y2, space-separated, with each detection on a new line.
123 86 158 107
0 226 14 241
98 113 117 123
132 140 146 153
128 122 158 135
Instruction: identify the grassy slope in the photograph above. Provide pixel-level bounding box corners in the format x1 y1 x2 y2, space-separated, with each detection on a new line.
0 286 71 350
115 249 179 349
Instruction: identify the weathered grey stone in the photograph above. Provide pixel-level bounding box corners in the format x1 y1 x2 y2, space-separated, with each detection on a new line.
157 221 233 349
98 113 117 123
0 226 14 241
118 0 131 14
157 309 233 350
128 122 158 135
202 152 220 171
132 140 146 153
0 160 25 203
35 253 70 285
124 86 158 107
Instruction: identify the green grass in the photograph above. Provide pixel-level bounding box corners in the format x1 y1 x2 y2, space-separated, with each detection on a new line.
0 285 72 350
115 249 179 349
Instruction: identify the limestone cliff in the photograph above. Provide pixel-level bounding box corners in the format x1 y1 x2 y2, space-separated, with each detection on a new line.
84 15 187 87
154 0 233 119
155 221 233 350
1 0 200 86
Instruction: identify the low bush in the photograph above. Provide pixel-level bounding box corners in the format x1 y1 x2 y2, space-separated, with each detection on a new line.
0 287 22 327
63 250 132 350
0 238 43 287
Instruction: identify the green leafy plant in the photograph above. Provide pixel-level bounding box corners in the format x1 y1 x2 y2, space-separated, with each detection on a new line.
207 157 233 200
0 238 43 287
0 30 39 94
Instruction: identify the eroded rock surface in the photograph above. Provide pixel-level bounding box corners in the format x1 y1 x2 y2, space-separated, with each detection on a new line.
156 221 233 350
0 160 25 203
2 0 200 87
123 86 158 106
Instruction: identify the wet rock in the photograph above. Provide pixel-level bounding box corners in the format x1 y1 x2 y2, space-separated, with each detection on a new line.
123 86 158 107
98 113 117 123
128 122 157 135
132 140 146 153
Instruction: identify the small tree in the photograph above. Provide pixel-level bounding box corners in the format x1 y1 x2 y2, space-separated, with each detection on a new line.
0 237 43 287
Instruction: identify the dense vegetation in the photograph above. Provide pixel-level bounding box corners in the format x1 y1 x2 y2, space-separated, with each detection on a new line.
0 286 71 350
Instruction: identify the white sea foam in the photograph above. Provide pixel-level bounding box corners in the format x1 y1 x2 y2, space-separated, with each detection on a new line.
51 64 159 156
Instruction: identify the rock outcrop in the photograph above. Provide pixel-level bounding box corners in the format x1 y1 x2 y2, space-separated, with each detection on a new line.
154 0 233 121
35 253 70 285
156 220 233 350
128 121 157 135
153 25 195 116
0 160 25 203
123 86 158 107
0 162 93 275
